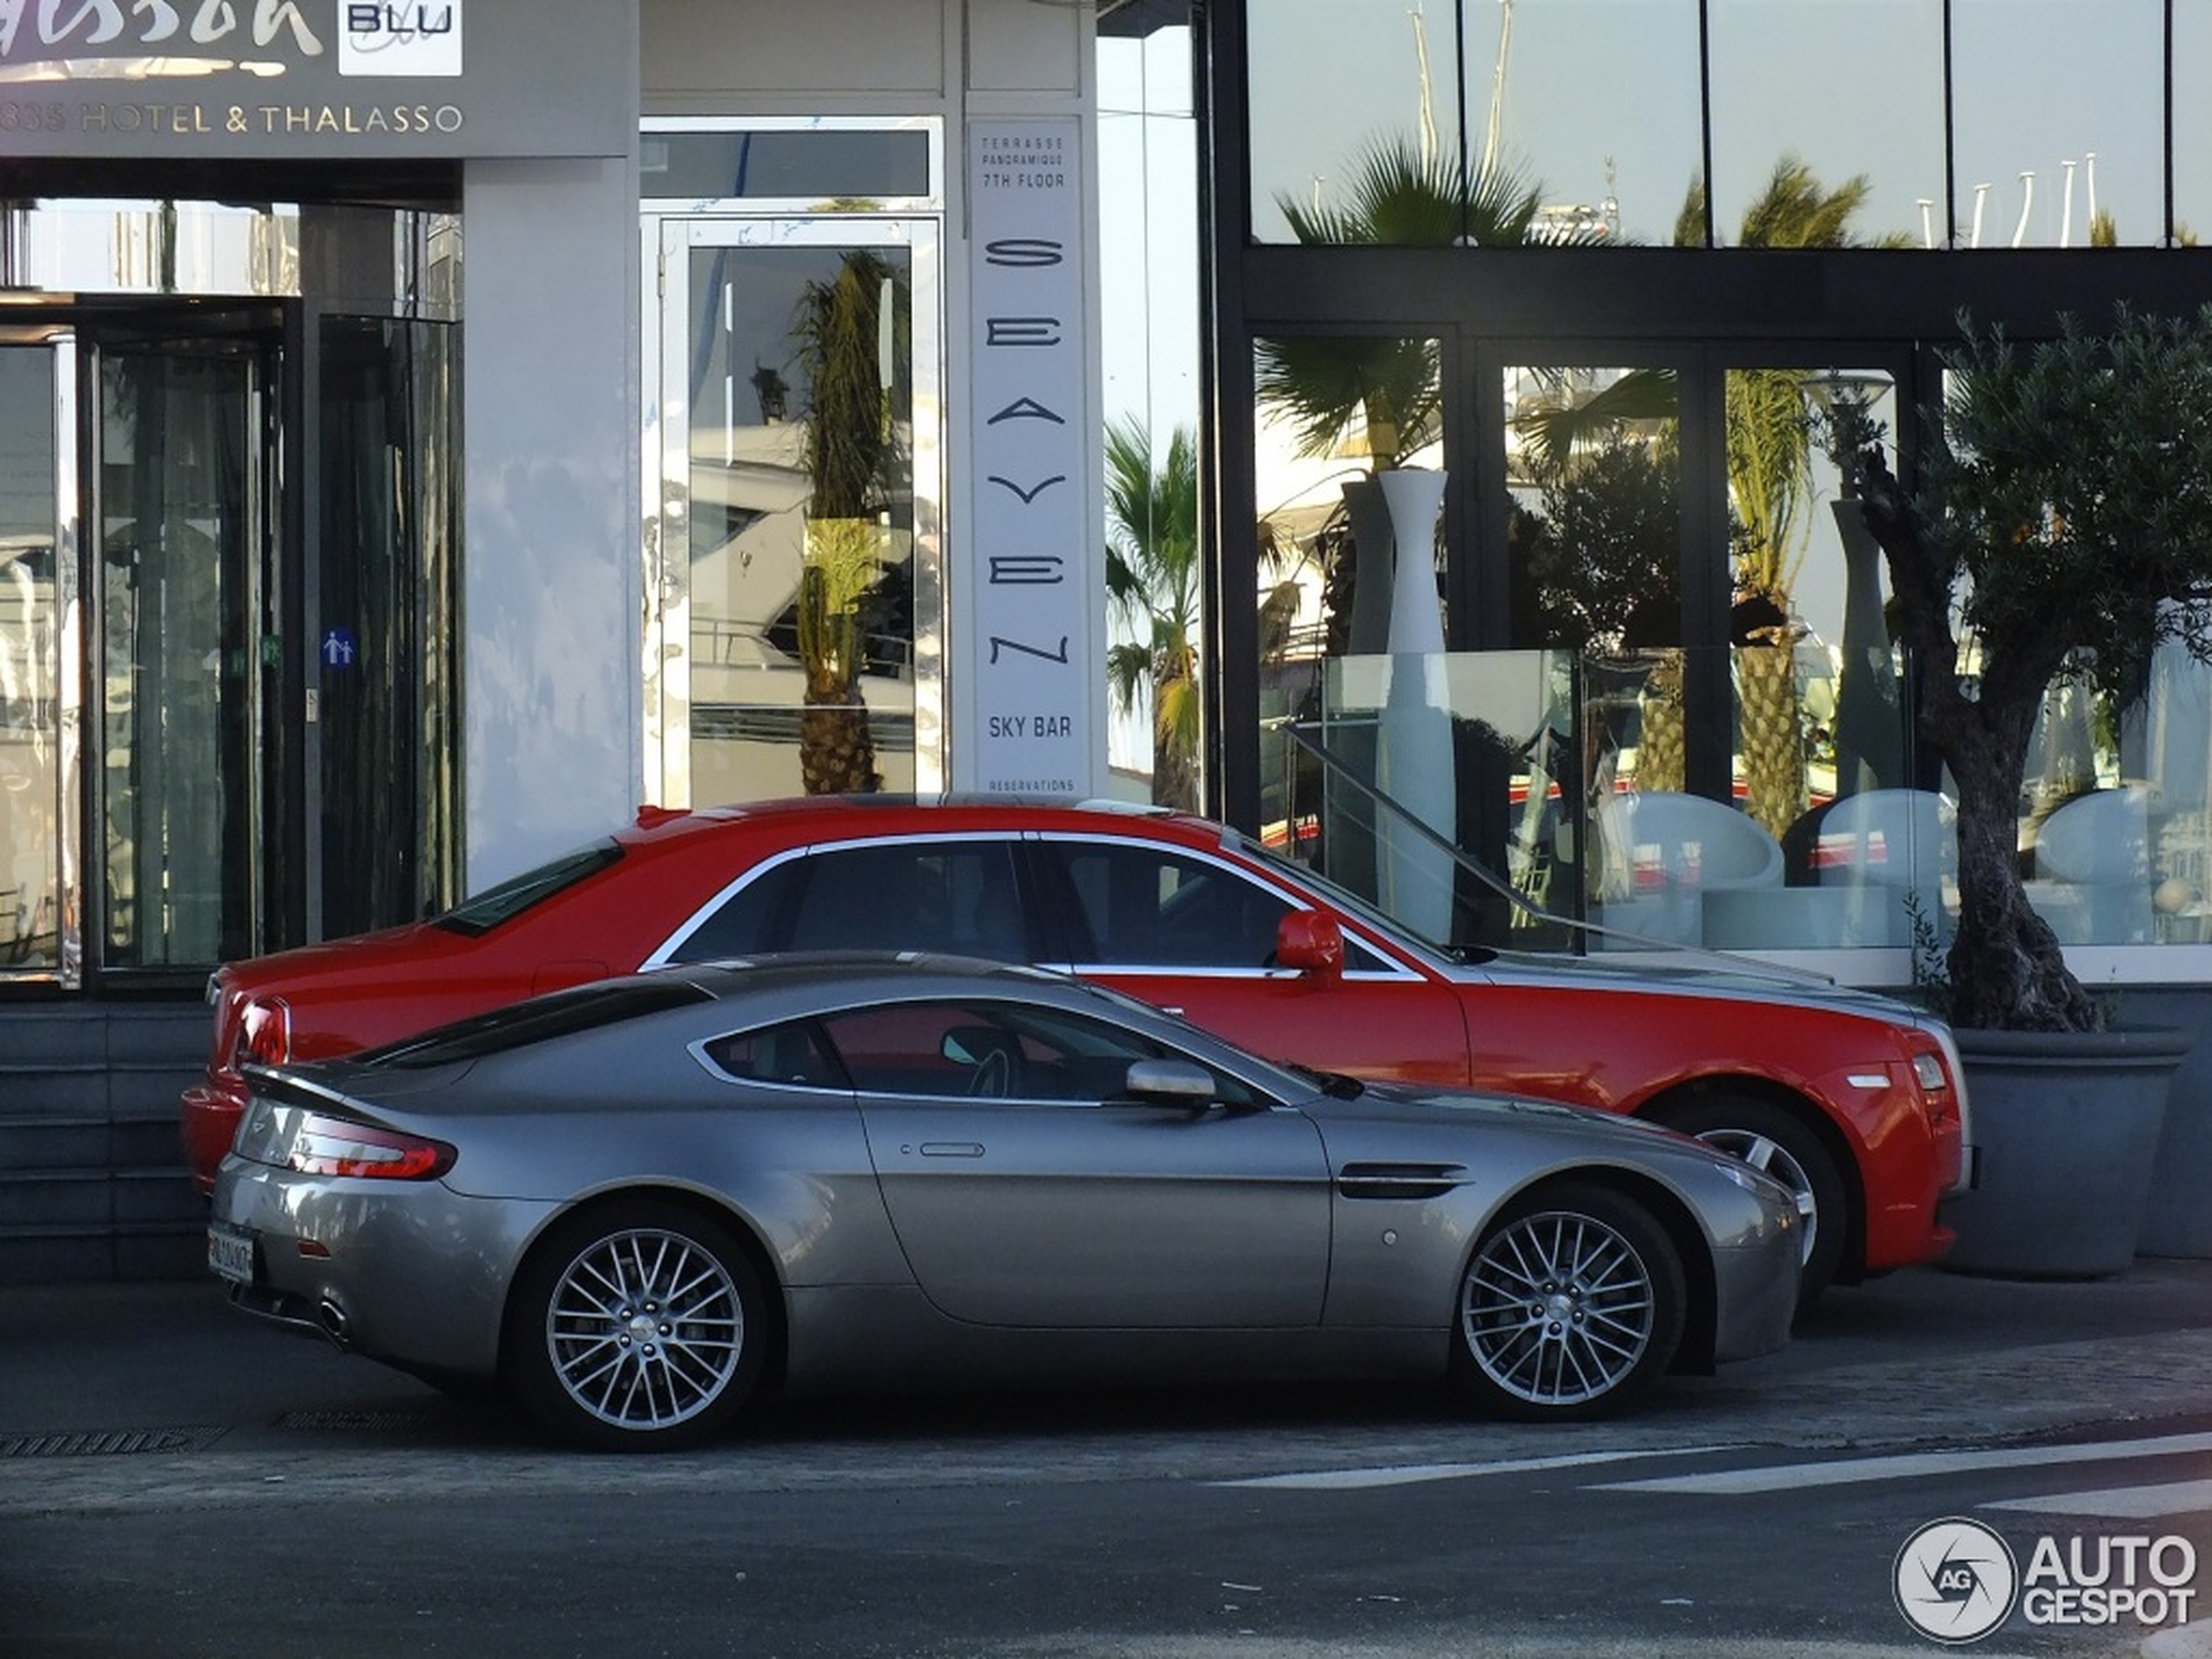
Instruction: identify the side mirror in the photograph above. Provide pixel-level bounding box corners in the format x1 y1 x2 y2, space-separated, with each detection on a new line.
1275 909 1345 981
1123 1057 1218 1105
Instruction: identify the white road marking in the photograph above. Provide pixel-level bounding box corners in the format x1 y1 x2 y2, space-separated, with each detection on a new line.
1590 1431 2212 1496
1214 1443 1747 1491
1987 1477 2212 1519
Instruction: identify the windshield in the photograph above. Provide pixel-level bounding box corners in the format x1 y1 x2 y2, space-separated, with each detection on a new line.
431 840 622 936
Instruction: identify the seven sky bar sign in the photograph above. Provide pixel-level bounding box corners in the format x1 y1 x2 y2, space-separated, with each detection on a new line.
966 117 1098 797
0 0 630 158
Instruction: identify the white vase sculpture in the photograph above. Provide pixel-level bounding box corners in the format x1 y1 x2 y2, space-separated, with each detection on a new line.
1374 466 1455 944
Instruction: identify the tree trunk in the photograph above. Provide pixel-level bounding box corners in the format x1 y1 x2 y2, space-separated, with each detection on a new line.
1635 651 1686 792
1737 636 1804 840
799 666 882 797
1932 695 2101 1030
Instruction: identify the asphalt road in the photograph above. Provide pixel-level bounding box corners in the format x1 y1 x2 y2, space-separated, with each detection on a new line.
4 1261 2212 1657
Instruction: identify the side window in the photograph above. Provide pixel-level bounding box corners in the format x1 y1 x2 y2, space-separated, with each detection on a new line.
1049 843 1293 969
664 858 806 962
698 1019 845 1089
816 998 1264 1108
783 841 1028 959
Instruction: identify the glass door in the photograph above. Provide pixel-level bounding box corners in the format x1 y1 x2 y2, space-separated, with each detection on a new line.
88 333 277 974
0 335 77 983
649 216 943 807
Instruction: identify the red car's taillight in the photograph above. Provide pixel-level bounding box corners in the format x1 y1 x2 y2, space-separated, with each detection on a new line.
280 1113 455 1181
233 997 293 1072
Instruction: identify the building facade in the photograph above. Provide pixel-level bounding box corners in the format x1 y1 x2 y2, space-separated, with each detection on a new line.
3 0 2209 1277
0 0 1117 1277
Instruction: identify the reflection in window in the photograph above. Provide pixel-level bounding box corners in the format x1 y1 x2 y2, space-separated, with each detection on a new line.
1952 0 2162 246
2176 3 2212 244
0 348 64 979
1246 0 1464 246
1457 0 1700 246
1709 0 1942 248
679 242 917 806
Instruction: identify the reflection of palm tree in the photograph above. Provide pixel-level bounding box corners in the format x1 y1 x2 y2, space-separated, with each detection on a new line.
1257 138 1603 470
792 249 906 795
1104 419 1200 812
1256 137 1604 660
1713 161 1900 837
1534 160 1893 830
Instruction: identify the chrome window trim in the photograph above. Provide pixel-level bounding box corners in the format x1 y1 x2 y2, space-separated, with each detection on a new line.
1030 831 1431 983
642 830 1032 968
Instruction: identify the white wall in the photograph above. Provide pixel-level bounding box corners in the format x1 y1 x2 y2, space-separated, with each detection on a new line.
462 157 644 890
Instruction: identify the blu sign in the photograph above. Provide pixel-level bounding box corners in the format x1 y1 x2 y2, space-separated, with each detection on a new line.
342 3 462 77
965 118 1098 798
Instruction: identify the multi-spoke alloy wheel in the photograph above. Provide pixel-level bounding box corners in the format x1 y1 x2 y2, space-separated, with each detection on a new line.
1453 1184 1683 1420
509 1203 765 1450
1655 1095 1845 1303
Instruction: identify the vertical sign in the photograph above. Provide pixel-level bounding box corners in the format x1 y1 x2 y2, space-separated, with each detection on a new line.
966 118 1097 797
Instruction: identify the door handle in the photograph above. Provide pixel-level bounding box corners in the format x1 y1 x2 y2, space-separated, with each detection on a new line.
918 1142 985 1158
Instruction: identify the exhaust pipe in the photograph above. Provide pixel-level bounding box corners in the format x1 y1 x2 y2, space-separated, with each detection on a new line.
316 1298 354 1352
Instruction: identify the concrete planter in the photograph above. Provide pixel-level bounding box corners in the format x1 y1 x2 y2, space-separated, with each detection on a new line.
1940 1025 2190 1278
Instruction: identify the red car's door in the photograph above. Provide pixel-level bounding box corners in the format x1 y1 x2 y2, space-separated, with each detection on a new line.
1030 835 1472 1086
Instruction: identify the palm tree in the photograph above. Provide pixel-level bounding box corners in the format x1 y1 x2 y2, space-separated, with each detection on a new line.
1256 136 1605 679
1700 161 1905 836
790 248 907 795
1104 417 1201 812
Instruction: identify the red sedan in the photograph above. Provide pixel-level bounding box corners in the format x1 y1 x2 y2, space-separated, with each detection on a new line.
182 795 1971 1296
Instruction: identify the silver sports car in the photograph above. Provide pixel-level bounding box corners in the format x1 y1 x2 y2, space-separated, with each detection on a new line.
209 954 1800 1449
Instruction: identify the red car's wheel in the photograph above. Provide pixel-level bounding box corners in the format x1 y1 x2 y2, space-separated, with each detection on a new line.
1656 1095 1846 1305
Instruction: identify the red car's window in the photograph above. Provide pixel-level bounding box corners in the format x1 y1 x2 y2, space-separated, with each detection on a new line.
1048 843 1290 968
432 840 621 936
784 842 1027 958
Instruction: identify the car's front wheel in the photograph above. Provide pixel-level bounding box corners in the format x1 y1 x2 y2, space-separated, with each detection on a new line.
506 1200 767 1451
1450 1183 1686 1420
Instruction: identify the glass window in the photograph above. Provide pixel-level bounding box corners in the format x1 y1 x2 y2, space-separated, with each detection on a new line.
0 346 65 980
1952 0 2162 246
641 127 933 205
98 346 260 970
1246 0 1465 245
1708 0 1941 249
1047 841 1291 968
815 998 1260 1107
434 840 620 936
698 1018 846 1089
780 840 1028 959
2177 3 2212 244
655 224 930 807
1459 0 1702 247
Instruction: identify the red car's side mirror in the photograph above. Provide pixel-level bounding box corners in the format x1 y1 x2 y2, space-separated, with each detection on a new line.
1275 909 1345 981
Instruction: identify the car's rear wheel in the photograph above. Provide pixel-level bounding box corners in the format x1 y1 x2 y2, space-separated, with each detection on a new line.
1451 1183 1685 1421
506 1200 766 1451
1653 1095 1844 1303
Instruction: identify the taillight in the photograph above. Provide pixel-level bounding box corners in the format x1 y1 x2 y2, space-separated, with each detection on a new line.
281 1113 455 1181
235 997 292 1071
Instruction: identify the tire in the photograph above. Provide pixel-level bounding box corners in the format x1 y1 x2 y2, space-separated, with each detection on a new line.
1653 1095 1846 1305
1451 1182 1686 1421
505 1200 768 1452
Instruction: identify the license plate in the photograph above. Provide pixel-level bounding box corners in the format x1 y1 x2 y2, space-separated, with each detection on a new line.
206 1223 257 1286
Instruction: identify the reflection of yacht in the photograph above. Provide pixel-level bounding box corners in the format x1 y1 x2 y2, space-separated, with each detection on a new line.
676 419 915 790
